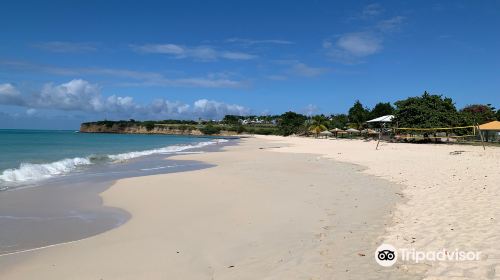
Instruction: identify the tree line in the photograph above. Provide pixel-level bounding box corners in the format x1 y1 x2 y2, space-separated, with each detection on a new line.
83 91 499 136
251 91 499 136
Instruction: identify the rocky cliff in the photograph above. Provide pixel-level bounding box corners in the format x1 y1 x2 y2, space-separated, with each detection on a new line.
79 123 238 136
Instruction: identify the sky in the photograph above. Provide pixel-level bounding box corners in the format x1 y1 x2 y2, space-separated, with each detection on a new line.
0 0 499 129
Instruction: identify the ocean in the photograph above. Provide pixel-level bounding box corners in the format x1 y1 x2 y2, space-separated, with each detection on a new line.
0 129 232 254
0 129 227 191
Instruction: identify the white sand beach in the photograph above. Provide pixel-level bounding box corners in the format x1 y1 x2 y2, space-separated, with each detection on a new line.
1 136 499 279
257 135 500 279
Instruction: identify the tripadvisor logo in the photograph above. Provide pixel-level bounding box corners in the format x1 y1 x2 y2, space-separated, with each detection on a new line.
375 243 481 267
375 244 397 267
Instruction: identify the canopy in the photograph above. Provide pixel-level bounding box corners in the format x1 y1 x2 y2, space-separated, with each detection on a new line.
330 128 345 132
366 115 394 123
319 130 333 135
479 121 500 131
346 128 360 133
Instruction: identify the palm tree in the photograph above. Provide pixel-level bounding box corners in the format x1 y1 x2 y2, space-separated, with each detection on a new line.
307 115 330 137
309 123 327 137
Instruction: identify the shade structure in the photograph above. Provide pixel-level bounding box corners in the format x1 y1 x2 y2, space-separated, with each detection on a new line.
346 128 360 133
330 128 345 133
479 121 500 131
319 130 333 136
366 115 394 123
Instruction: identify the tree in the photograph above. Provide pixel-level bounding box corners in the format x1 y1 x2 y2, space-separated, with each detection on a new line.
308 115 328 137
394 91 460 128
459 104 496 125
348 100 370 129
143 121 155 131
222 115 242 125
370 102 395 119
200 124 221 135
277 111 307 136
497 109 500 121
329 114 348 129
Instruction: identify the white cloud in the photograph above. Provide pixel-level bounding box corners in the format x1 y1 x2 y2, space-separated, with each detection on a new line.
275 60 328 78
34 41 98 53
376 16 405 32
291 63 328 77
336 32 382 57
36 79 103 111
220 51 258 60
0 61 246 89
324 32 383 63
0 80 250 120
361 4 384 18
303 104 319 116
26 108 37 116
132 43 257 61
193 99 249 120
133 44 185 55
325 4 405 64
0 83 23 105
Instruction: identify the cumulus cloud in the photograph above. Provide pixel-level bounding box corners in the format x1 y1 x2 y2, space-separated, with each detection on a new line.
193 99 250 120
132 44 257 61
0 80 249 120
36 79 103 111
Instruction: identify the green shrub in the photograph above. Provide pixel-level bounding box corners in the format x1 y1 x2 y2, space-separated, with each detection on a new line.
200 124 221 135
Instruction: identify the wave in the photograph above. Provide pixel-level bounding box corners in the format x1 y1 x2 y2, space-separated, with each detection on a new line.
0 139 227 187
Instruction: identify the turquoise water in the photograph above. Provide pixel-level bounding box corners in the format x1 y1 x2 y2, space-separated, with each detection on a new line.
0 129 223 188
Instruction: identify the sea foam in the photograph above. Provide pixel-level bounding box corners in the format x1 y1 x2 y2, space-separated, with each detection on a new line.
0 139 227 186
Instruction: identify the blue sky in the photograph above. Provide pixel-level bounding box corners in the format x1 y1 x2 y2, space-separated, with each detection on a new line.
0 0 499 129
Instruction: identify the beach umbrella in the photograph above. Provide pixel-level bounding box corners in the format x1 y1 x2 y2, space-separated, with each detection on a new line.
319 130 333 138
330 128 345 133
346 128 360 133
366 115 394 123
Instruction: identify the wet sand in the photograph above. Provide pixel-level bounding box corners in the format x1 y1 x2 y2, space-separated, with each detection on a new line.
0 137 417 279
0 140 232 255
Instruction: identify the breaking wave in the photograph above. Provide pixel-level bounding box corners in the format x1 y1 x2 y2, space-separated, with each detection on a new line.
0 139 227 187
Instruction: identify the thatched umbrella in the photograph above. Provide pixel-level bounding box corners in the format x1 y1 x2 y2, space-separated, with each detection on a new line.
330 128 345 137
319 130 333 138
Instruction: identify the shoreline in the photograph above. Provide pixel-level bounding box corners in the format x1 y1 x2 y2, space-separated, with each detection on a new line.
0 139 234 255
0 136 417 279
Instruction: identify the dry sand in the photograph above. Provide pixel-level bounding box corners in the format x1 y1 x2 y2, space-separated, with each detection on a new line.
1 136 498 279
256 135 500 279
